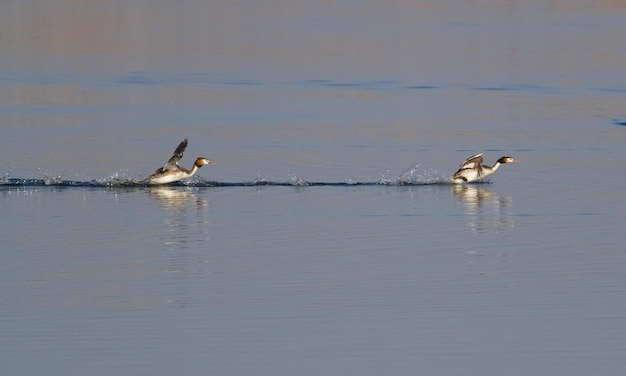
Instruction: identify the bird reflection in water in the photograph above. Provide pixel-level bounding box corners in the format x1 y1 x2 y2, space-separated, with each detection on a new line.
147 187 211 295
148 186 208 213
147 186 209 245
451 184 514 232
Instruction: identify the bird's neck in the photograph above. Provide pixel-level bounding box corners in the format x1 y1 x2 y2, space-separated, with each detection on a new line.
186 164 199 177
486 161 501 173
178 164 198 177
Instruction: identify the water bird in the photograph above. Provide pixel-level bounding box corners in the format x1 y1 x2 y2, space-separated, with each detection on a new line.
451 153 518 183
143 138 212 184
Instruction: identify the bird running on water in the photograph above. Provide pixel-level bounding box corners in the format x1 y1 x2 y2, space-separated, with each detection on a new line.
451 153 518 183
143 138 212 185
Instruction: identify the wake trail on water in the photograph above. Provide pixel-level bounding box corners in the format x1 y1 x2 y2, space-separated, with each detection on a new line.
0 163 480 188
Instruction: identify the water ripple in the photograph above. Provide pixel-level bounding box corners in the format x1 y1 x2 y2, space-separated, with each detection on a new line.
1 177 461 188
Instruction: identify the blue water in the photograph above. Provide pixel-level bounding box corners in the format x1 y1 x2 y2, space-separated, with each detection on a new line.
2 1 626 375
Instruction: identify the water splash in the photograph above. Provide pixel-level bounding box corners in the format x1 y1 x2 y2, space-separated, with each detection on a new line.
1 167 12 184
254 171 269 185
42 173 64 185
1 164 459 188
89 170 138 187
381 163 449 185
288 175 309 187
1 177 460 188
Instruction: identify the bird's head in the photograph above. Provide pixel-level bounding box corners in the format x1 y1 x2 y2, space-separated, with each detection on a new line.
195 158 212 167
498 156 519 164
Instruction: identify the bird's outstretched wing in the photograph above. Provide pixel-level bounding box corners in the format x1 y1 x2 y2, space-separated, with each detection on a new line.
458 153 483 170
158 138 188 173
452 153 484 180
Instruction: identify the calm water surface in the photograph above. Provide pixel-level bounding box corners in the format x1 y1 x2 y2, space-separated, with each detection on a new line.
2 1 626 375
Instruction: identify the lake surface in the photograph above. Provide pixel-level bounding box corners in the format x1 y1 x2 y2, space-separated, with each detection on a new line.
2 1 626 375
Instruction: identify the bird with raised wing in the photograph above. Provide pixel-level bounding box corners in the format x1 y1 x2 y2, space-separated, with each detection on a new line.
451 153 518 183
143 138 212 184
